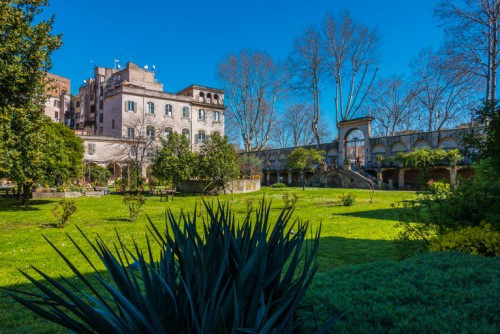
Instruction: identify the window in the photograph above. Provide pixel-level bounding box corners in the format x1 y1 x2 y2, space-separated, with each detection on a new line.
147 102 155 114
164 127 173 138
87 143 96 155
207 93 212 99
182 106 190 118
214 94 219 100
53 99 59 107
199 92 205 98
182 129 190 142
198 109 205 120
111 119 115 129
213 111 220 122
146 125 155 139
76 101 80 108
127 127 135 138
197 130 206 144
146 148 154 157
125 101 136 112
165 104 172 116
99 112 103 123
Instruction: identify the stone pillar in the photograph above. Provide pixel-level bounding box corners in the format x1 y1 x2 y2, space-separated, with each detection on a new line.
398 169 405 189
266 171 270 185
287 171 292 184
450 165 457 187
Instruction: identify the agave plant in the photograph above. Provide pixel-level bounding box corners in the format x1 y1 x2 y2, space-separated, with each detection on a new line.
7 199 322 333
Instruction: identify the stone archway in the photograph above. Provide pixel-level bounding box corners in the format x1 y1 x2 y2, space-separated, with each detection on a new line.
337 117 373 168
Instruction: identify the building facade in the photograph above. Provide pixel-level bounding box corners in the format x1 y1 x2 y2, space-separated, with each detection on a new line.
44 73 71 126
67 62 225 179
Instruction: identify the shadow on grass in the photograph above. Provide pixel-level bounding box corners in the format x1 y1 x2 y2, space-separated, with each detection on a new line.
335 207 403 222
105 217 130 223
0 234 405 334
0 198 55 212
317 236 404 268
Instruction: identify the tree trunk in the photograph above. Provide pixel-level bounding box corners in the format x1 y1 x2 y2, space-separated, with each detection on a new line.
22 182 32 210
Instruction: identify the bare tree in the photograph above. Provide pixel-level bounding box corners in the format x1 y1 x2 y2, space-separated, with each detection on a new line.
322 10 381 134
110 113 167 189
368 75 420 137
217 49 287 152
411 47 478 132
435 0 500 101
288 25 325 146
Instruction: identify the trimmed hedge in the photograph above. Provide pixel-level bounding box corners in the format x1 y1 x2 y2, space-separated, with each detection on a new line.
298 252 499 333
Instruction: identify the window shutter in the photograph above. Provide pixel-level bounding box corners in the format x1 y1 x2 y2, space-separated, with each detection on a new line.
134 102 137 112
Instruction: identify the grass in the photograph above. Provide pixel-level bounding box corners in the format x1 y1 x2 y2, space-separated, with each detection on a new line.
0 187 497 333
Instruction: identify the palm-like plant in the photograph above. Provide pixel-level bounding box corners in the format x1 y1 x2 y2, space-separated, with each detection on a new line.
7 199 321 333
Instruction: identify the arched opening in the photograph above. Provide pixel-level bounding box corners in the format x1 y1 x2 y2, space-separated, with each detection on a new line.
344 129 365 170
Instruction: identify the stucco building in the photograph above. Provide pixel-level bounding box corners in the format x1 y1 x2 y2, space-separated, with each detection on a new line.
44 73 71 126
68 62 225 179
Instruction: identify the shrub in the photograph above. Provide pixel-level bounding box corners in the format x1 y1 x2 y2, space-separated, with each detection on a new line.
430 223 500 257
282 191 299 209
339 192 356 206
271 182 287 188
7 199 325 333
51 199 78 228
123 193 146 222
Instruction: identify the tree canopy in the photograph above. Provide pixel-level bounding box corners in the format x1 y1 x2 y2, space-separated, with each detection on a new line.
285 147 324 190
152 132 196 187
0 0 62 208
198 133 240 194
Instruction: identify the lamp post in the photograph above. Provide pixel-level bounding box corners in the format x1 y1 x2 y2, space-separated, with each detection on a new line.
277 161 281 183
266 160 271 186
353 136 358 171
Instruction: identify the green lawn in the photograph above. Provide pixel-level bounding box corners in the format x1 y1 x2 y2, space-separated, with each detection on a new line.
0 188 497 333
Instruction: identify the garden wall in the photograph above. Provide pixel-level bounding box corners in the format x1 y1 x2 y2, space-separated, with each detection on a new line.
178 179 260 194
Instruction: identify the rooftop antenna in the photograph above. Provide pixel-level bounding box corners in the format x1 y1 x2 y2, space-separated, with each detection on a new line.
113 59 120 70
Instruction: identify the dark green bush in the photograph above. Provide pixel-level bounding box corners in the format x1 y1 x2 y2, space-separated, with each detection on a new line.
7 199 324 333
396 159 500 258
271 182 287 188
298 252 500 333
430 224 500 257
339 192 356 206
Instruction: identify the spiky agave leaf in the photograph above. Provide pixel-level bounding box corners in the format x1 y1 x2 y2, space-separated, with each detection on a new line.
6 198 323 333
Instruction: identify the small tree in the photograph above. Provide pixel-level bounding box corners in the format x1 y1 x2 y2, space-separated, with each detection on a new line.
152 132 196 187
198 133 240 194
89 165 112 187
238 154 262 178
52 199 78 228
285 147 324 190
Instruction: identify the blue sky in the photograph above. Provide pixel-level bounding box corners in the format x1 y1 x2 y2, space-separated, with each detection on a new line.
44 0 442 137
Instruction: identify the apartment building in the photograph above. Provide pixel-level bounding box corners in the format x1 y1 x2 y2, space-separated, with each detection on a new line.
72 62 225 150
44 73 71 126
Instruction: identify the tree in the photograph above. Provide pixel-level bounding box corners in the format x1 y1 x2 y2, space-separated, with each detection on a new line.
217 49 287 152
114 113 167 190
288 25 326 146
88 165 112 187
270 103 330 148
0 0 62 208
198 133 240 194
239 154 262 178
285 147 324 190
322 10 380 135
152 132 195 187
411 47 478 132
435 0 500 102
368 75 420 136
